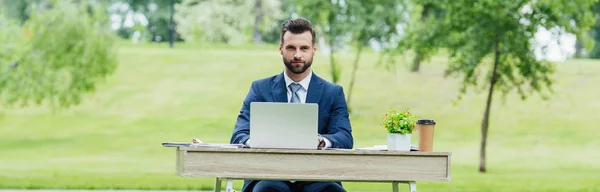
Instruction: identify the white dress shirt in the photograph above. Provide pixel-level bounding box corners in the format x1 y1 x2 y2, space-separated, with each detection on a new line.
283 70 311 103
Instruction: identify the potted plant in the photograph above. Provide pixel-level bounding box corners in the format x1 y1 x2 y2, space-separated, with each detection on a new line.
382 108 417 151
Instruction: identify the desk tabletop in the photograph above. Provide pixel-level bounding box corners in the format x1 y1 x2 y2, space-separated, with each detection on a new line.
178 147 451 157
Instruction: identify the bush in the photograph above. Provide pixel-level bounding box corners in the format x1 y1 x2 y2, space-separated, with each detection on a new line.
0 0 118 109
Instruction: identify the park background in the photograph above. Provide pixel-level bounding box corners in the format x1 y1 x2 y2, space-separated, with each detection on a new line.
1 0 599 191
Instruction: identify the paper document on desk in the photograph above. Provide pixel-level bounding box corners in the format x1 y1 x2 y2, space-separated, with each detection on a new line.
189 138 245 148
161 142 244 148
163 138 245 148
162 142 191 147
190 143 245 148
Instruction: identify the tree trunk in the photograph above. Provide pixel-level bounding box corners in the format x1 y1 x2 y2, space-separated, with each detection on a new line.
410 4 431 72
329 40 339 84
347 43 363 113
169 0 175 48
252 0 263 44
480 35 501 173
574 36 584 58
411 52 422 72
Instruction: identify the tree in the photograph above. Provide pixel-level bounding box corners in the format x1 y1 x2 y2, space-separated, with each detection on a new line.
259 0 296 44
0 0 118 109
174 0 282 45
252 0 265 44
409 1 444 72
107 0 183 43
294 0 355 85
399 0 596 172
344 0 410 112
251 0 285 44
174 0 252 44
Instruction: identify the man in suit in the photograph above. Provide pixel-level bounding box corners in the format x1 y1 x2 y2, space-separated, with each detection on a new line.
229 18 353 192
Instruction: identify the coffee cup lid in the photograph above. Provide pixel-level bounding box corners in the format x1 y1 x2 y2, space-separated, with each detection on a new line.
417 119 436 125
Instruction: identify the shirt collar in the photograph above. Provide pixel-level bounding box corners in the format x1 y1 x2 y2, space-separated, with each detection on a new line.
283 70 312 91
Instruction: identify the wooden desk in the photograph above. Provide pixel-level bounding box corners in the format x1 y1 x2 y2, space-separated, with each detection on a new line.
169 147 451 192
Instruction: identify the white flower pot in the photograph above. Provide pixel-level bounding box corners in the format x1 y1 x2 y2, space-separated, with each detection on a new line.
388 133 411 151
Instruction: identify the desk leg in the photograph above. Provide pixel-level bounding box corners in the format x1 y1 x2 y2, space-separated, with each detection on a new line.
392 181 399 192
215 178 222 192
409 181 417 192
226 179 234 192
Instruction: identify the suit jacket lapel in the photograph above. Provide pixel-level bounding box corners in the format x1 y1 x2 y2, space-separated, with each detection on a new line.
271 72 288 102
306 73 323 104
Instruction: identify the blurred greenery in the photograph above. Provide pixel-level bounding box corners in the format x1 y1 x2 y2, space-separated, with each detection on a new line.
589 2 600 58
0 42 598 191
1 0 600 191
174 0 284 45
3 0 600 60
397 0 597 172
0 0 118 109
0 0 44 24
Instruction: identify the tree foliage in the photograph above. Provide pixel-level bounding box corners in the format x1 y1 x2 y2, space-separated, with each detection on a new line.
0 0 45 24
442 0 594 100
588 2 600 58
252 0 288 44
292 0 356 84
108 0 183 42
174 0 283 44
407 1 444 72
400 0 597 172
0 0 118 109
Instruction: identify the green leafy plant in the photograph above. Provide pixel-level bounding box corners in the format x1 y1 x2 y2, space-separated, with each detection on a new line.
382 108 417 134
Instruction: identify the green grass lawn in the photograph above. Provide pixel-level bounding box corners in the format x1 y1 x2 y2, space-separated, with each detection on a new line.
1 42 599 192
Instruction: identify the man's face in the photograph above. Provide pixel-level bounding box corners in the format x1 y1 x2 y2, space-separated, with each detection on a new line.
279 31 316 74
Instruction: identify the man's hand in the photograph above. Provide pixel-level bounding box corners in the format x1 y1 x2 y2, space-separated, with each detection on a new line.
317 135 325 149
192 138 202 144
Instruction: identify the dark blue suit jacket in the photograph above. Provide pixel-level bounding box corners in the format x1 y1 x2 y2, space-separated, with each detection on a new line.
229 72 354 191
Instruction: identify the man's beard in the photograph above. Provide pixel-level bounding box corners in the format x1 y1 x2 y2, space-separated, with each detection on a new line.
283 58 312 74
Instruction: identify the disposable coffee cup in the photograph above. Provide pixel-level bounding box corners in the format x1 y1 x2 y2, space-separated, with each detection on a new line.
417 119 436 152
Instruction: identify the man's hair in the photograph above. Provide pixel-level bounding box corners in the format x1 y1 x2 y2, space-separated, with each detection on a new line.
280 18 316 45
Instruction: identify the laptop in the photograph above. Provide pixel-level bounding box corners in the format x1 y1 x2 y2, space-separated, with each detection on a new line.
249 102 318 149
